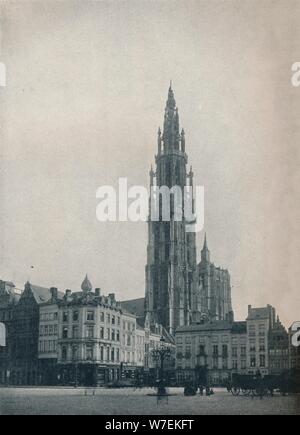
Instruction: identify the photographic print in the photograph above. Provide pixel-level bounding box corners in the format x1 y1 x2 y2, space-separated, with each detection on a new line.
0 0 299 419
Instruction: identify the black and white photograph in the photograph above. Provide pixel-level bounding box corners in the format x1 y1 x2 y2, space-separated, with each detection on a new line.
0 0 299 418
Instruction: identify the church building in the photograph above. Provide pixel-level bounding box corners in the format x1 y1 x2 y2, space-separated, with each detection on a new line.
143 85 233 334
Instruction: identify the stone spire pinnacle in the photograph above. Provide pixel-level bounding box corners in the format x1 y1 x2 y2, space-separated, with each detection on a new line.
157 127 162 153
201 233 210 263
203 233 208 250
162 84 181 150
181 128 185 152
166 83 176 109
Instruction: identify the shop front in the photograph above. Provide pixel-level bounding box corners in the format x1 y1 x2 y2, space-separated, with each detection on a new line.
58 363 122 386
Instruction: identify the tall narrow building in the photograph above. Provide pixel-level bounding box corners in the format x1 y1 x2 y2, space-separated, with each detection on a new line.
145 85 197 334
123 86 234 332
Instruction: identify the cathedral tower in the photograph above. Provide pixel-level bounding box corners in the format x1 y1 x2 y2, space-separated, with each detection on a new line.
145 85 197 334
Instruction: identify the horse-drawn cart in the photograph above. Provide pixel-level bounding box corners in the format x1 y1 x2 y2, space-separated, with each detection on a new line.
229 374 269 397
229 371 300 397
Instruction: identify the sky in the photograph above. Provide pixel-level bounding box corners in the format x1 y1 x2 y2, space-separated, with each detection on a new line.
0 0 299 326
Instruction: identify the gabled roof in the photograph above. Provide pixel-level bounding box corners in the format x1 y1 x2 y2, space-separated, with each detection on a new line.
121 298 145 317
30 285 52 304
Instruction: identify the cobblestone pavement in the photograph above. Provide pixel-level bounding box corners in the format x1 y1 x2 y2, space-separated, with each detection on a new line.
0 387 299 415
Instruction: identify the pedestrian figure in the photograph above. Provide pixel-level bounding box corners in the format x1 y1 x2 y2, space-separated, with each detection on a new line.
85 386 96 396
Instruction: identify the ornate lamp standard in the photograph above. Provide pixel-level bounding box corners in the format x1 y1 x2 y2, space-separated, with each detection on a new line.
151 336 171 396
195 348 208 391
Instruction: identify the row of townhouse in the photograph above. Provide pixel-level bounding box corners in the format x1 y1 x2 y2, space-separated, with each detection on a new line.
1 278 295 387
0 277 173 386
175 305 291 386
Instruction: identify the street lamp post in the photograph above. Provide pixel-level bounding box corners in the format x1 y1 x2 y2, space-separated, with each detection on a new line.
75 362 78 388
151 336 171 396
196 352 208 392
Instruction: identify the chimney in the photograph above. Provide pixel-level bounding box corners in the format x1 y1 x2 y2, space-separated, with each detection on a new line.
109 293 115 301
65 289 72 299
50 287 58 300
95 288 101 297
248 305 252 315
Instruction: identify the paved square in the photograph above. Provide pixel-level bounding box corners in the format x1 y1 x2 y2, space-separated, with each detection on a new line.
0 387 299 415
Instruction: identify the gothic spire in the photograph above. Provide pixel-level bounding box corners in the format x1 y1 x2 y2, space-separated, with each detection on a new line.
167 82 176 109
203 233 208 250
162 84 181 150
201 233 210 263
181 128 185 152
